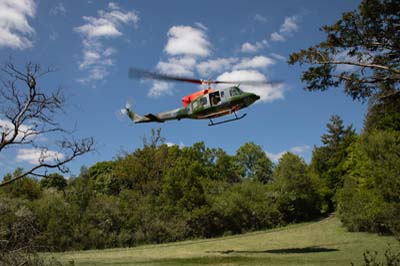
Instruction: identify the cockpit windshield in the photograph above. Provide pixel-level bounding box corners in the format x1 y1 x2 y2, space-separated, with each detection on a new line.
229 87 242 97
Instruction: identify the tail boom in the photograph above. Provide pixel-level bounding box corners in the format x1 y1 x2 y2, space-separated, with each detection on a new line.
125 107 188 123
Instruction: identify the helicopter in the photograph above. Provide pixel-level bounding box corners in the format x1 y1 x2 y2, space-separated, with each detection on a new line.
124 69 272 126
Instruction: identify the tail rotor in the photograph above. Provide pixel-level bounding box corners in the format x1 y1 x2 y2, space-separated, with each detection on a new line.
116 99 134 121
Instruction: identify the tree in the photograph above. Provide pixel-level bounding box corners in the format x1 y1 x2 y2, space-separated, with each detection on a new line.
337 130 400 237
2 168 42 200
0 62 94 187
310 115 356 201
40 173 67 192
364 92 400 132
214 148 241 183
235 142 273 183
272 152 321 222
288 0 400 102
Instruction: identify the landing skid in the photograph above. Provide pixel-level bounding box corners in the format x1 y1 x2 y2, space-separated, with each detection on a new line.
208 112 247 126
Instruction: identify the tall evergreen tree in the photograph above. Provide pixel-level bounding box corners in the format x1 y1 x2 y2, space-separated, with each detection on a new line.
310 115 357 210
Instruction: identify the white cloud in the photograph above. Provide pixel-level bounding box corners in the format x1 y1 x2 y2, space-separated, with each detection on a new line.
147 56 197 96
49 2 66 16
108 2 119 10
156 56 197 77
0 119 35 142
280 16 299 33
265 151 285 163
196 58 238 77
164 25 211 57
0 0 36 49
75 8 138 39
196 56 274 77
16 148 65 165
216 70 285 102
148 24 211 97
290 145 311 154
233 56 275 70
270 32 285 42
49 31 58 41
265 145 311 162
75 4 139 83
270 15 300 42
243 16 298 49
148 81 173 97
165 141 185 148
240 40 268 53
254 14 268 23
270 53 286 61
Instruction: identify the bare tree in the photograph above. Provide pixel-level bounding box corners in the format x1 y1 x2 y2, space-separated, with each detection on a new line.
0 61 94 187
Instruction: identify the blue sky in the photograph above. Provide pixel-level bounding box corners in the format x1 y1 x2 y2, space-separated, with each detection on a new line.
0 0 366 178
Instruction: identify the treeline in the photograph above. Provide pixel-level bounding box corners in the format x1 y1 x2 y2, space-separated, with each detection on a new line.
1 129 324 251
1 96 399 252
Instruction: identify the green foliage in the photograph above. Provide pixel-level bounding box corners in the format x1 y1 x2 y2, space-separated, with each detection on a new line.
365 93 400 133
272 152 321 222
0 133 323 251
213 148 241 183
33 190 77 251
235 142 273 183
337 130 400 236
0 195 39 251
309 115 357 210
40 173 67 192
288 0 400 102
2 168 42 200
211 180 283 234
352 246 400 266
163 158 206 212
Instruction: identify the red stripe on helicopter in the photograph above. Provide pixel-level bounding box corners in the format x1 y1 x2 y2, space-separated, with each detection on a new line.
182 89 215 107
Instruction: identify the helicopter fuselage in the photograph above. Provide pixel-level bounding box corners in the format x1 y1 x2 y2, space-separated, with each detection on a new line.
125 86 260 125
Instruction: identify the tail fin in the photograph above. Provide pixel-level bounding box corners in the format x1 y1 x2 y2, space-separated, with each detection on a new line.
124 106 144 123
118 103 142 123
121 103 163 123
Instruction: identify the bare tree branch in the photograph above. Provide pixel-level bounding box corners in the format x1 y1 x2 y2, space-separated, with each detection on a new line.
0 61 94 187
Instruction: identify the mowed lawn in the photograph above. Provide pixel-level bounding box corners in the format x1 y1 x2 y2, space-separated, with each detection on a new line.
50 216 399 266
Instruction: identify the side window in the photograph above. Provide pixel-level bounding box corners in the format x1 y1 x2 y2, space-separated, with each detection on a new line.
210 91 221 106
200 97 207 106
221 91 224 98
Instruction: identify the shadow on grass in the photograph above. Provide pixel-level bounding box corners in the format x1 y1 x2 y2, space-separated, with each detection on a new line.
133 256 273 265
210 246 339 255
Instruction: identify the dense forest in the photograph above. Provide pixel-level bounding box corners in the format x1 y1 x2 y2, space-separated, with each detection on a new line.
1 0 399 263
1 105 400 251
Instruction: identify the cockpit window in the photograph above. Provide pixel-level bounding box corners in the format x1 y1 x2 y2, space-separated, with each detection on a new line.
200 96 208 106
229 87 242 97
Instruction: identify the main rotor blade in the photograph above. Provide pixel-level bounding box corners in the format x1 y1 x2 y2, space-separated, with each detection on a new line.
128 68 282 86
128 68 203 84
214 80 283 86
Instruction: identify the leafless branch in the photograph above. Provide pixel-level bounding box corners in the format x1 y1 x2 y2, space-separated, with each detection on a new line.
0 61 94 187
0 137 94 187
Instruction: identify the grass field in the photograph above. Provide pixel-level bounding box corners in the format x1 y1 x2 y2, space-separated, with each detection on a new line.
50 216 399 266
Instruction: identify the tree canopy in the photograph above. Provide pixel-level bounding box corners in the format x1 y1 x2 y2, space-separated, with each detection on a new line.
288 0 400 102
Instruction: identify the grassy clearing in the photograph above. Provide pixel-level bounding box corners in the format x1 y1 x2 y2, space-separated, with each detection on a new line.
50 216 399 266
